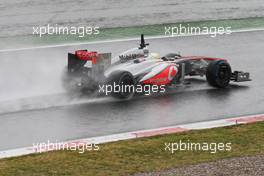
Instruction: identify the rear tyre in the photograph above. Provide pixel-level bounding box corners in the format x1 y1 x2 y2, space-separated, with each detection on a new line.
107 71 135 99
62 67 97 94
206 60 231 88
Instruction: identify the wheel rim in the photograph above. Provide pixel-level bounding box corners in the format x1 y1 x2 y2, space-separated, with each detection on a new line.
217 63 230 84
119 74 135 98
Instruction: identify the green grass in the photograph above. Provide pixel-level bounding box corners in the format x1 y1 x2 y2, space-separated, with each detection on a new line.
1 17 264 50
0 122 263 176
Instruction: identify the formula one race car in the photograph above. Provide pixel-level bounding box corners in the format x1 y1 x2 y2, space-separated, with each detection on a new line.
64 34 251 99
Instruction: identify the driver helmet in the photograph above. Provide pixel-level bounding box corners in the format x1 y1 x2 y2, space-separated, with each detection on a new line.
150 53 161 60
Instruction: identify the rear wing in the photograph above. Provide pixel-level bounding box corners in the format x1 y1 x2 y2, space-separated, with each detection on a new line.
68 50 111 74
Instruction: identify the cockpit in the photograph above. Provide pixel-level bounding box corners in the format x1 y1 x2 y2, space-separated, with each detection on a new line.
161 53 182 61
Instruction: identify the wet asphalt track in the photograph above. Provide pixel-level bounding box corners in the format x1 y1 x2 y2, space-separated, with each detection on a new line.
0 31 264 150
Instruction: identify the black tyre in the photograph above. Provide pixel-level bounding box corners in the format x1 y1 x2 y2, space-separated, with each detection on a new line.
107 71 135 99
206 60 232 88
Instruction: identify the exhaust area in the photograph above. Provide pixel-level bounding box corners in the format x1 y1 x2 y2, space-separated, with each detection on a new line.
0 49 109 114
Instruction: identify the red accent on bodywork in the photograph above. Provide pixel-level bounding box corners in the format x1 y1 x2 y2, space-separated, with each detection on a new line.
143 65 178 85
75 50 98 64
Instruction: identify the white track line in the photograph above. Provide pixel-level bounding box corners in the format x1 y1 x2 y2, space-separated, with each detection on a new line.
0 28 264 53
0 113 263 159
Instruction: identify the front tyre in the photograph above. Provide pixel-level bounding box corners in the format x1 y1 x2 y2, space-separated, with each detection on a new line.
107 71 135 99
206 60 231 88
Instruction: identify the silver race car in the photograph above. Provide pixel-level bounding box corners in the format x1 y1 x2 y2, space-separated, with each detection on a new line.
64 35 251 99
